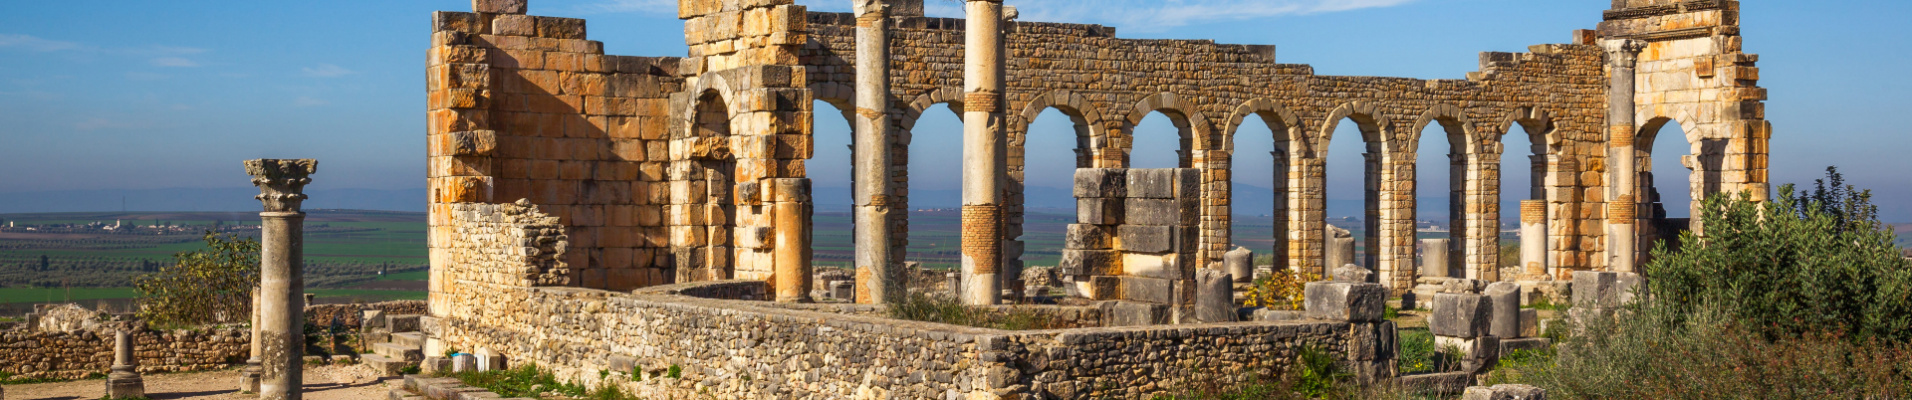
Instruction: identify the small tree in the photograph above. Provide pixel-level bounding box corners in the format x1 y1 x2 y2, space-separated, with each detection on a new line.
134 231 260 327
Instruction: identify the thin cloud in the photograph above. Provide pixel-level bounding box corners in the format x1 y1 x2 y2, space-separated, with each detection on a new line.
0 34 82 52
74 118 149 131
150 57 199 67
293 96 330 107
301 64 353 78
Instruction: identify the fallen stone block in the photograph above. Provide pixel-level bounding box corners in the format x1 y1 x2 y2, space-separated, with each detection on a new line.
1430 293 1491 338
1103 301 1171 327
1333 264 1372 283
1499 337 1552 360
1485 282 1522 339
1194 269 1237 323
1304 281 1386 322
1392 372 1472 395
1119 276 1176 304
1462 384 1546 400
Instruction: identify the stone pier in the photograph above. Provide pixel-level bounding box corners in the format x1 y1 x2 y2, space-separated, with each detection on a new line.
961 0 1007 305
246 158 316 400
104 328 144 399
853 0 899 305
1603 40 1645 273
1518 200 1548 279
240 289 262 393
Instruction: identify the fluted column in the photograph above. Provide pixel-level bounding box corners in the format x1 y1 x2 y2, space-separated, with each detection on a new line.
853 0 900 304
961 0 1006 305
246 159 316 400
1603 40 1644 273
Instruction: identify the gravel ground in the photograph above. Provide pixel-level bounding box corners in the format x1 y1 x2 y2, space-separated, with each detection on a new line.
1 364 395 400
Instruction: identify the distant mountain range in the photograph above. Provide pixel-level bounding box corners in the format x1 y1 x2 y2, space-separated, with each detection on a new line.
0 188 429 213
2 185 1501 223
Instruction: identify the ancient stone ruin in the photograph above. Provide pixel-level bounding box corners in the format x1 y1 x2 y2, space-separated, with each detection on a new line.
412 0 1771 397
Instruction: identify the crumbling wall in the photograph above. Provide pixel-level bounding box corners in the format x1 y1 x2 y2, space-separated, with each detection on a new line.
0 326 249 380
427 4 685 294
427 280 1370 400
1059 168 1203 314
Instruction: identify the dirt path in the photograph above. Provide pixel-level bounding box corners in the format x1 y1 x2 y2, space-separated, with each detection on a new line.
2 364 396 400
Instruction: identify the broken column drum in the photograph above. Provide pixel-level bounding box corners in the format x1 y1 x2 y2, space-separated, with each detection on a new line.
1519 200 1548 278
1420 238 1450 279
246 158 316 400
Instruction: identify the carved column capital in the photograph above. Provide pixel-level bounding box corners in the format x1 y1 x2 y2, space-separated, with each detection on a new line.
243 159 317 213
1604 39 1647 67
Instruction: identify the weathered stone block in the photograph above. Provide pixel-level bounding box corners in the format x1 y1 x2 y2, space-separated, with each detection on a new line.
1058 249 1119 277
1485 282 1522 339
1430 293 1491 338
473 0 527 14
1462 384 1546 400
1103 301 1170 327
451 130 497 156
1333 264 1371 283
1123 198 1178 226
1072 168 1125 198
1119 276 1176 304
1064 224 1112 249
1117 225 1174 253
1120 252 1177 280
1499 338 1551 360
1304 281 1386 322
1170 168 1202 200
1520 309 1539 337
1076 198 1122 225
1126 169 1175 199
1194 269 1236 324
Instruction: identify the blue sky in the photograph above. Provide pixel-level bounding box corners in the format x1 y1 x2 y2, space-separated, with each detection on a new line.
2 0 1909 220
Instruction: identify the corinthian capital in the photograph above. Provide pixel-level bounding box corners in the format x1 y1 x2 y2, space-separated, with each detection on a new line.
244 159 317 212
1604 39 1647 67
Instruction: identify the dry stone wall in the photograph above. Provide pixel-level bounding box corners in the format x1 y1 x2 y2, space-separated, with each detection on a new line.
427 280 1370 400
0 326 248 380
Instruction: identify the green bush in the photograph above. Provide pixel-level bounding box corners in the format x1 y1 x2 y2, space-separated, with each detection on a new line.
1646 167 1912 342
886 292 1068 330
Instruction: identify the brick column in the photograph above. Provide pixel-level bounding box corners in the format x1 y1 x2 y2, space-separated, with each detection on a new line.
245 158 316 400
961 0 1006 305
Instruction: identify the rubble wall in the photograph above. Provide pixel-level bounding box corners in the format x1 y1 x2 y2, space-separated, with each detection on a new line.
0 327 249 380
429 280 1367 400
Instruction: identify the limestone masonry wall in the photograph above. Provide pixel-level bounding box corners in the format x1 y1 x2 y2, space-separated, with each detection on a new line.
429 280 1364 399
0 326 248 380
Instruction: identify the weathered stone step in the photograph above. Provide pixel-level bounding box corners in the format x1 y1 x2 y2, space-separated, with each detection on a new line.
362 353 417 376
392 332 427 348
374 342 424 362
387 314 423 333
387 388 426 400
402 374 534 400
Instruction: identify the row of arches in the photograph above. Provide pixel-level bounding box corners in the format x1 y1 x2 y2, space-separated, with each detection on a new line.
707 84 1698 281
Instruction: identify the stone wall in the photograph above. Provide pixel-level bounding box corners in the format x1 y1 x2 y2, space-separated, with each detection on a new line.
0 326 249 380
1059 168 1204 312
304 300 429 329
429 280 1376 400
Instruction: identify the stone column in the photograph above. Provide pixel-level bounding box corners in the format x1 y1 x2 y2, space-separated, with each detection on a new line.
240 288 262 393
246 158 316 400
1603 40 1644 273
960 0 1006 305
1519 200 1547 279
1224 247 1253 283
770 178 814 303
1420 238 1450 279
104 328 144 399
853 0 900 305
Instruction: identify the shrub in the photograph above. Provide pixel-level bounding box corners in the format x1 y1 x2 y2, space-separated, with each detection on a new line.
1645 167 1912 342
886 292 1069 330
1489 306 1912 399
1242 269 1317 310
133 231 259 327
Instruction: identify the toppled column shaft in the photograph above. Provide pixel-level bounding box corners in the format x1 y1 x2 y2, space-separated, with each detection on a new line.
961 0 1006 305
246 158 317 400
853 0 899 304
